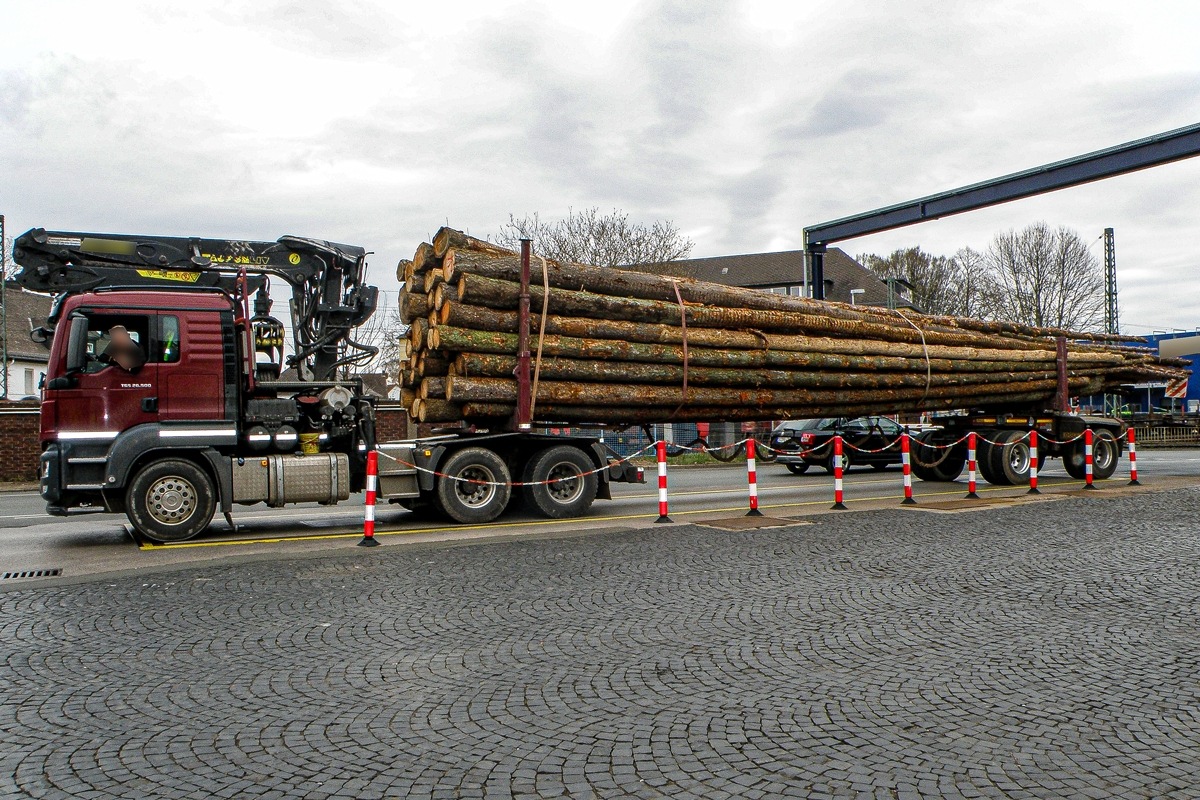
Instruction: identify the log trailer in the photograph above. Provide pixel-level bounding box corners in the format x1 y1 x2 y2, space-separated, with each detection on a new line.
797 123 1200 486
13 228 643 543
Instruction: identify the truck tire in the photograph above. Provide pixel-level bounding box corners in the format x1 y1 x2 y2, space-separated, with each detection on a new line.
522 445 598 518
1093 430 1120 479
126 459 216 543
910 436 966 482
435 447 511 524
1063 430 1120 481
981 430 1030 485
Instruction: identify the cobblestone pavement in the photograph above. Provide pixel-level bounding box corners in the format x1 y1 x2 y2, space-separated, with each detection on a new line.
4 489 1200 799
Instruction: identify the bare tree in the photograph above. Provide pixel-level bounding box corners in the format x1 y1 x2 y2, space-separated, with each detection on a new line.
494 207 694 268
985 222 1103 330
348 304 405 395
858 246 971 316
953 246 992 320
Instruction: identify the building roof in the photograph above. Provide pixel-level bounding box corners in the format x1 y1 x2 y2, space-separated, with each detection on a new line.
631 248 915 308
1 283 52 362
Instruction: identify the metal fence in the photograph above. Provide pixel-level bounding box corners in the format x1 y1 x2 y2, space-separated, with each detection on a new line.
1133 425 1200 447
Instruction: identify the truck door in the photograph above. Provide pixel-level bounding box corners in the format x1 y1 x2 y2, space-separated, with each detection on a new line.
45 312 159 437
155 311 229 421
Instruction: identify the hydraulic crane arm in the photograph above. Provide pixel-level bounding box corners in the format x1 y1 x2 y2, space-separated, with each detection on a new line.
12 228 379 381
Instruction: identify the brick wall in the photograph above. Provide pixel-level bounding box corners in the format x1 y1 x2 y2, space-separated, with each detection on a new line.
0 403 41 482
375 403 413 442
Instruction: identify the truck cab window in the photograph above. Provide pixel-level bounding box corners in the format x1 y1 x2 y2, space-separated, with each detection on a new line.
160 316 181 363
83 315 150 374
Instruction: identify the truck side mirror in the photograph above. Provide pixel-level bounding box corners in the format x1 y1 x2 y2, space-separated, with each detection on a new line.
64 313 90 374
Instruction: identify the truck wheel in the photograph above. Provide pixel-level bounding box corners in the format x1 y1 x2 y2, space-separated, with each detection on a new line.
982 430 1030 485
1063 431 1120 480
522 445 598 518
785 463 810 475
1092 430 1120 479
126 459 216 543
911 437 966 482
435 447 511 524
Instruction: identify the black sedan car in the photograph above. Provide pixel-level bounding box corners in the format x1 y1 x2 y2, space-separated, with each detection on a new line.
770 416 906 474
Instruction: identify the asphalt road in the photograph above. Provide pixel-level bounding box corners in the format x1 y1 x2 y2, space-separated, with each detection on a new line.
1 449 1197 584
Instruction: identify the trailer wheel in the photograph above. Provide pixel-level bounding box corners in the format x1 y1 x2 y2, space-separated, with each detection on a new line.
435 447 511 524
981 430 1030 485
126 459 216 543
1063 441 1086 479
910 436 966 482
1092 430 1119 479
784 463 810 475
522 445 598 518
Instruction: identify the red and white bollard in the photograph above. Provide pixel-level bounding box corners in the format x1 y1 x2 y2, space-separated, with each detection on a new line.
1084 428 1097 490
655 440 672 523
900 433 916 505
966 432 980 499
745 437 763 517
1127 427 1140 485
831 435 848 510
1027 430 1040 494
358 449 380 547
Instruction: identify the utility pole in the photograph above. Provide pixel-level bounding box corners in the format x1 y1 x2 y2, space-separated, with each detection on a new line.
1103 227 1118 335
1 213 7 401
1102 227 1120 416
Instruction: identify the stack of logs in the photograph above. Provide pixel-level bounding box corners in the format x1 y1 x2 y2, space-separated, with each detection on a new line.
396 227 1189 426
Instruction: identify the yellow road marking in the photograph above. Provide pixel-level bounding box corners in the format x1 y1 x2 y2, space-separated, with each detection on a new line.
140 478 1086 551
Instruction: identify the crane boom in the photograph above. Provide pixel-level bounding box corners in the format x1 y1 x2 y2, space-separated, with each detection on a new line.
12 228 379 381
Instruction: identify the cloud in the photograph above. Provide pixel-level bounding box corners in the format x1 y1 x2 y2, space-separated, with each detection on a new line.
3 0 1200 335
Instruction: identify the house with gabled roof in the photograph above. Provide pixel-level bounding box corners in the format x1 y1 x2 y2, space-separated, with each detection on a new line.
630 248 918 309
2 283 53 400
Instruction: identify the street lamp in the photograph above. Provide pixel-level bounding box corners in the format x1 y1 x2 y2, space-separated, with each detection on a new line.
849 288 865 306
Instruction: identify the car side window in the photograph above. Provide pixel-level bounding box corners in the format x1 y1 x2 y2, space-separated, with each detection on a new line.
844 418 871 434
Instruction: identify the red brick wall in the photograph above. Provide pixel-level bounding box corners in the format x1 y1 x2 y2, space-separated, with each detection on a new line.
375 403 412 442
0 403 41 482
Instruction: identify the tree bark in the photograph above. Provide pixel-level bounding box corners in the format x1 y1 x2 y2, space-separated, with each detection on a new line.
445 374 1101 407
435 300 1125 366
456 274 1062 349
453 352 1108 389
432 227 514 259
412 241 439 273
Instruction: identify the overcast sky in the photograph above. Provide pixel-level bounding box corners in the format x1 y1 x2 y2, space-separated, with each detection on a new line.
3 0 1200 334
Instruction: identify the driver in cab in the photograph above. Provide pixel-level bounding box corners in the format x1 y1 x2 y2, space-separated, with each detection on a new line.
100 325 147 373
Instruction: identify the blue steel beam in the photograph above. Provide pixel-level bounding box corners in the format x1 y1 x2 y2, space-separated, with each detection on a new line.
804 122 1200 299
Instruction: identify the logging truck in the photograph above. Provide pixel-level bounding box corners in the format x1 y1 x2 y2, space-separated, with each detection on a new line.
13 228 643 543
